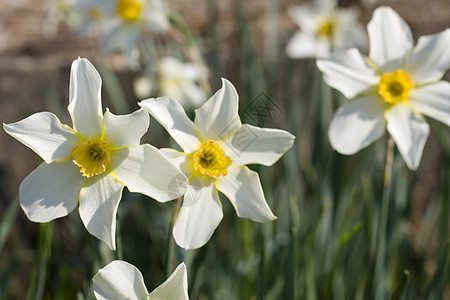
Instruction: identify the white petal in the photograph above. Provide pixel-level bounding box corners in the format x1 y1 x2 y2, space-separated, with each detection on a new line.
181 82 207 107
315 0 338 11
68 57 103 139
286 31 325 59
221 124 295 166
103 108 149 148
19 161 84 223
93 260 149 300
142 0 170 32
215 165 276 222
288 4 317 32
139 97 201 153
407 29 450 83
3 112 79 163
79 172 123 250
316 48 379 99
103 22 140 69
111 145 188 202
148 263 189 300
386 103 430 170
338 21 368 51
173 178 223 249
159 148 193 178
410 82 450 127
194 78 241 141
133 76 154 99
367 7 413 67
328 96 387 154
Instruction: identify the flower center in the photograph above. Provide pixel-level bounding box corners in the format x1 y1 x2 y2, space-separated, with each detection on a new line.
71 139 111 178
193 141 231 178
160 77 183 93
318 18 335 38
377 70 413 105
117 0 142 22
88 6 103 22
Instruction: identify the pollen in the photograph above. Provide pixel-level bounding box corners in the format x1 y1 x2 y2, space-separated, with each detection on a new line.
193 141 232 178
377 70 414 105
117 0 142 22
71 139 111 178
318 18 335 38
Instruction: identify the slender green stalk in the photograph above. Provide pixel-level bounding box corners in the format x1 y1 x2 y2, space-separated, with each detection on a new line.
115 212 123 261
0 198 19 255
374 136 395 300
26 222 53 300
165 198 183 276
390 270 410 300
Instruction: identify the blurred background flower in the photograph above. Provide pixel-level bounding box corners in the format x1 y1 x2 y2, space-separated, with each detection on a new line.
286 0 367 58
134 56 208 108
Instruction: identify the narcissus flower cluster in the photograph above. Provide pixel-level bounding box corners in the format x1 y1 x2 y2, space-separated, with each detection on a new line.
3 58 188 250
4 57 295 298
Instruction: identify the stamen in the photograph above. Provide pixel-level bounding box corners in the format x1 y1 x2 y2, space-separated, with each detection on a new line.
378 70 413 105
71 139 111 178
318 18 335 38
117 0 142 22
193 141 231 178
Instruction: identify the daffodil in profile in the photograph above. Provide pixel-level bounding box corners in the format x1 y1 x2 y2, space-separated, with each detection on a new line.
3 57 187 250
286 0 367 59
316 6 450 170
93 261 189 300
139 79 295 249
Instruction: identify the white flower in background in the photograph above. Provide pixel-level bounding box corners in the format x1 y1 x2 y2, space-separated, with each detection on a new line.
87 0 170 68
286 0 367 58
43 0 82 37
93 261 189 300
3 58 187 250
134 76 155 99
158 56 208 108
43 0 111 39
139 79 295 249
70 0 113 37
316 6 450 170
133 56 207 108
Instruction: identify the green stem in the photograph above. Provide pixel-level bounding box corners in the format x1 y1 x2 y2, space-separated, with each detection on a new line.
166 198 183 276
374 136 395 300
26 222 53 300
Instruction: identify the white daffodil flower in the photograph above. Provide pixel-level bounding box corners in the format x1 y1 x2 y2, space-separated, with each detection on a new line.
3 58 188 250
133 57 207 108
139 79 295 249
286 0 367 59
90 0 170 68
158 56 207 108
316 6 450 170
70 0 114 37
93 261 189 300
